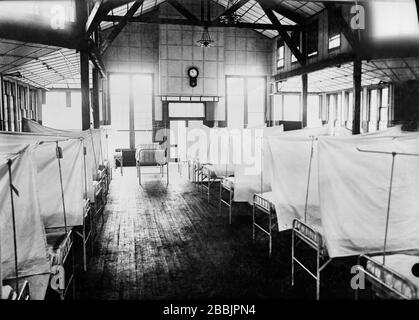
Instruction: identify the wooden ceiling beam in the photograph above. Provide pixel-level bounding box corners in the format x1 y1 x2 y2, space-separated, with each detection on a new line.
214 0 250 21
88 40 107 78
86 0 106 37
258 0 305 65
102 15 300 30
166 0 200 23
100 0 145 54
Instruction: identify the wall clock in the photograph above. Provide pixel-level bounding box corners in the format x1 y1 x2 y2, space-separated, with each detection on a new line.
188 67 199 87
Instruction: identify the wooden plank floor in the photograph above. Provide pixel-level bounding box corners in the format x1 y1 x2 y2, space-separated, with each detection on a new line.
77 164 357 300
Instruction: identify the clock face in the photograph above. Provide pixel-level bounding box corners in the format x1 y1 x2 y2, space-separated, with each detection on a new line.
188 67 198 78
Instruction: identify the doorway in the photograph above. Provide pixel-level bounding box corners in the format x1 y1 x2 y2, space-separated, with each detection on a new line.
165 102 205 162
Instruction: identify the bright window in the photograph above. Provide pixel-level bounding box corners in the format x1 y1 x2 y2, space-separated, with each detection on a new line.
277 40 285 68
273 94 283 121
307 95 321 128
247 78 265 127
226 77 266 128
328 34 341 50
283 95 300 121
169 103 205 118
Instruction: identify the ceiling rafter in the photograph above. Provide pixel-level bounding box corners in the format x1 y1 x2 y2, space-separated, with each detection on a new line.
86 0 106 37
166 0 200 23
214 0 251 21
258 0 305 65
100 0 145 54
102 14 299 30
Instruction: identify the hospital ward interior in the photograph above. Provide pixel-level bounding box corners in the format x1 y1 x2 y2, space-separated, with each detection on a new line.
1 0 419 301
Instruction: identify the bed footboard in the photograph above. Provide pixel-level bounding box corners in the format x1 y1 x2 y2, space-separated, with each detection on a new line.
291 219 331 300
252 194 277 257
355 254 417 300
219 177 234 224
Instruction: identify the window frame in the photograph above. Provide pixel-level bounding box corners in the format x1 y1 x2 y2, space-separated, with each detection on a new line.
108 72 155 149
225 75 267 128
277 39 285 69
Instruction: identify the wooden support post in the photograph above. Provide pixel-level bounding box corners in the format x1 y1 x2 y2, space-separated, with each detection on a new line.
353 58 362 134
341 90 346 127
0 73 4 131
92 68 100 129
129 76 135 149
36 89 44 124
102 78 108 125
80 51 91 130
14 81 20 132
301 74 308 128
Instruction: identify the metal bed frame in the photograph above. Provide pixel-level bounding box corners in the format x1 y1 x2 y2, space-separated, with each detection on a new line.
91 179 106 240
137 148 169 187
354 253 418 300
73 199 93 272
291 219 332 300
193 160 204 192
98 163 111 197
114 151 123 176
45 229 75 300
252 193 277 257
288 136 334 299
219 177 234 224
352 148 419 300
1 280 30 300
291 142 419 300
199 164 223 203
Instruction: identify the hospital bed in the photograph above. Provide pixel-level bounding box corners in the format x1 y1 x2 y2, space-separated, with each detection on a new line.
355 253 419 299
44 228 75 300
136 144 169 186
73 198 93 272
218 177 235 223
290 129 419 300
200 163 234 203
1 146 69 300
219 125 284 224
291 218 331 300
252 192 277 257
91 175 106 239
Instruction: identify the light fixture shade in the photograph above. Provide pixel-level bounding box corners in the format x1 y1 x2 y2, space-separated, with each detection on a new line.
197 27 215 48
219 0 241 24
219 13 241 24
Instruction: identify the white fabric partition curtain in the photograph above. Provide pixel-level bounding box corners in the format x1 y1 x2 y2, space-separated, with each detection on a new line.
0 147 50 280
264 124 419 258
234 125 284 204
22 118 107 201
266 126 333 232
319 129 419 257
0 133 85 228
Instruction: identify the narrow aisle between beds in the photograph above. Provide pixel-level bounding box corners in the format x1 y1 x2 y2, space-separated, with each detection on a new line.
77 165 355 300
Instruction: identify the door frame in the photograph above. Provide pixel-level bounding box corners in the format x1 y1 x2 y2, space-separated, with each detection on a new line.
163 101 206 162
